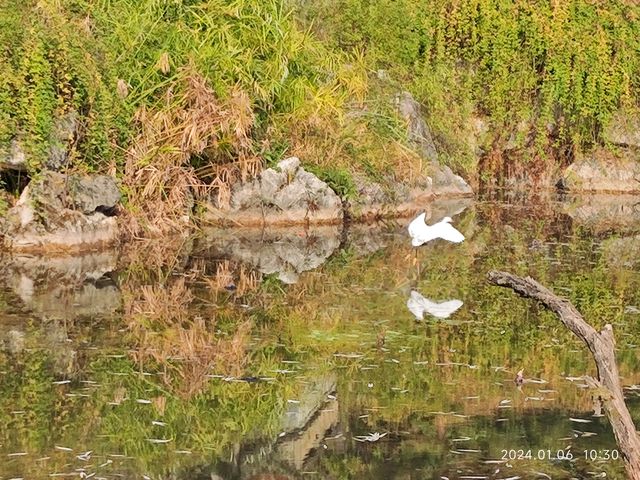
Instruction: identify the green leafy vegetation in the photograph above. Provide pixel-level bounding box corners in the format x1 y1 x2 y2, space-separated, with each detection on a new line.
0 0 125 171
0 0 373 229
300 0 640 177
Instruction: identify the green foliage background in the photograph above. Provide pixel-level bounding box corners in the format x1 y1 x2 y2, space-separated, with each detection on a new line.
1 0 640 183
301 0 640 171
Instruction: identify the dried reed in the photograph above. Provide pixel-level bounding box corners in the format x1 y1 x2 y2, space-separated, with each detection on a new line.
122 67 262 236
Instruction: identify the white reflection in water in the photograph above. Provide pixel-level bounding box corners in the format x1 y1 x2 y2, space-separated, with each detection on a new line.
407 290 463 320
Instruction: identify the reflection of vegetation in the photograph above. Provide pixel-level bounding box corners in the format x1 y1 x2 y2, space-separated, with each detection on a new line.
0 202 638 478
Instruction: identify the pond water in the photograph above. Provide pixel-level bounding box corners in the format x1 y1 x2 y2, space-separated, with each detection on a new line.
1 195 640 480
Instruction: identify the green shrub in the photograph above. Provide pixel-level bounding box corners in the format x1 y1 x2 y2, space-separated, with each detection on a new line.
300 0 640 162
0 0 356 176
307 164 356 199
0 1 126 171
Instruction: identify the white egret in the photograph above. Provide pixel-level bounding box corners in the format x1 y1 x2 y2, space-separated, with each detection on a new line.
407 213 464 247
407 290 463 320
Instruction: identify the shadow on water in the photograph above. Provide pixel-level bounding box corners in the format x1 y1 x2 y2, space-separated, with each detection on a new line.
1 195 640 478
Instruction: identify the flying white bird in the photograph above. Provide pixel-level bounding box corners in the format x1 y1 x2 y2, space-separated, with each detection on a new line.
407 290 463 320
407 213 465 247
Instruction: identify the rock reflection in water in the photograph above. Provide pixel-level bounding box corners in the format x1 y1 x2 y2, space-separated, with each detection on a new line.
197 197 472 285
1 250 120 319
213 375 339 479
407 290 464 320
197 226 342 284
562 193 640 233
276 375 338 470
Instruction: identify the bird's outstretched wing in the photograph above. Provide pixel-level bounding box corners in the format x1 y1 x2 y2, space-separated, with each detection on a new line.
435 222 465 243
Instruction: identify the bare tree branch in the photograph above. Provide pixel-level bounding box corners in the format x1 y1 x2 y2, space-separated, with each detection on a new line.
488 270 640 479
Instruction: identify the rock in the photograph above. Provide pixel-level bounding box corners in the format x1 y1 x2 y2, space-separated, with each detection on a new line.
3 171 120 252
604 110 640 148
205 157 343 226
46 110 79 171
396 91 438 162
395 91 472 198
349 170 471 221
430 164 474 197
560 148 640 193
68 175 121 214
276 156 300 175
0 139 27 171
349 173 433 220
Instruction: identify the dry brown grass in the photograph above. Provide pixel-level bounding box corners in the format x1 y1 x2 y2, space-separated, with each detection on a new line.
128 277 194 322
206 260 262 297
125 277 252 398
122 67 262 236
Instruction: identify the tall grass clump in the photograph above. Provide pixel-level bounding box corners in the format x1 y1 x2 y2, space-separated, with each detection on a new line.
299 0 640 181
87 0 371 231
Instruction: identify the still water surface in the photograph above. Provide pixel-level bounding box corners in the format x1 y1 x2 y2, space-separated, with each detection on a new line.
1 195 639 479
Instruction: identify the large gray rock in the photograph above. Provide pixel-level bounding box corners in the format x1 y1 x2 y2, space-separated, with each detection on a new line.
396 91 438 162
68 175 121 214
560 148 640 193
350 173 433 220
3 171 120 252
0 139 27 171
349 169 471 221
430 164 474 196
395 91 472 198
205 157 343 226
604 110 640 148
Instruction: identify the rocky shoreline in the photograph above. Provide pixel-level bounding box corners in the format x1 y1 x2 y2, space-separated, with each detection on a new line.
0 156 472 253
3 149 640 254
2 98 640 254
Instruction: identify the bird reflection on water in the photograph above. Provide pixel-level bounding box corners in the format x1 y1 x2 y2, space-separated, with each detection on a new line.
406 290 463 320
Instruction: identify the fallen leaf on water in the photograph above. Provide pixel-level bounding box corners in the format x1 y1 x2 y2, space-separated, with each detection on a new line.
569 417 592 423
353 432 387 442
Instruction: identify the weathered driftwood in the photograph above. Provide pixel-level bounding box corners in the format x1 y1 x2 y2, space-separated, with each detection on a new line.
487 270 640 480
